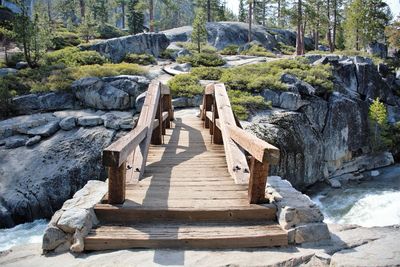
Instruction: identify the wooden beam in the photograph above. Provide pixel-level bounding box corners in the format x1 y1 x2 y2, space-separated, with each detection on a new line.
103 125 148 167
131 82 161 182
227 125 280 165
151 94 162 145
213 83 250 184
248 157 269 204
108 162 126 204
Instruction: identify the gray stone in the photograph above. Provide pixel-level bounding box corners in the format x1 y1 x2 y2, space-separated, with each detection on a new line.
312 56 329 65
57 208 90 233
77 116 103 127
38 92 75 111
279 92 307 110
15 61 29 70
4 135 29 149
80 33 170 63
42 226 68 251
172 97 189 108
294 223 330 244
305 54 322 64
0 68 17 77
25 135 41 146
367 41 387 58
371 170 380 177
12 94 40 114
135 92 147 112
261 89 281 107
329 178 341 188
27 120 60 137
280 74 316 96
102 113 121 130
59 116 76 131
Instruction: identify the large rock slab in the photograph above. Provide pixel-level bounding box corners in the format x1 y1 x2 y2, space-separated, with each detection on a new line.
80 33 170 63
0 127 115 228
26 120 60 137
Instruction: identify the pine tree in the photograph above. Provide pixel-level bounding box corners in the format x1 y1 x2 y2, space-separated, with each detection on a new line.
127 0 144 34
385 16 400 50
238 0 247 22
369 98 389 152
191 8 207 53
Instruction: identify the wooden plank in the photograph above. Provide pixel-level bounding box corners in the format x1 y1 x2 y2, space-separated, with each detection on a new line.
248 157 269 204
131 81 161 182
227 125 280 164
108 163 126 204
214 83 250 184
102 125 148 167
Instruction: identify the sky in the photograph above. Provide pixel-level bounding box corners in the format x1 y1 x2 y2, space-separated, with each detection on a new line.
225 0 400 18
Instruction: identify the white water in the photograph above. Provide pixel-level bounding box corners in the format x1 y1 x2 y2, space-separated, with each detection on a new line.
310 165 400 227
0 219 47 252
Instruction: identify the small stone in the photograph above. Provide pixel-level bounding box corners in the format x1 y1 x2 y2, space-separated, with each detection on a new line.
59 116 76 131
25 135 41 146
57 208 90 233
15 61 29 70
27 120 60 137
294 223 330 244
329 178 341 188
102 114 121 130
42 226 68 251
5 135 29 149
371 170 380 177
77 116 103 127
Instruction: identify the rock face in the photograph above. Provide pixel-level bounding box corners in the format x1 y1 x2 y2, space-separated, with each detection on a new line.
249 55 399 189
80 33 170 63
0 126 115 227
163 22 313 51
12 92 76 115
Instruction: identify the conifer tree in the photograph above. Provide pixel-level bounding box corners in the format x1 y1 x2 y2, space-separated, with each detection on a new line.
127 0 144 34
238 0 247 22
191 8 207 53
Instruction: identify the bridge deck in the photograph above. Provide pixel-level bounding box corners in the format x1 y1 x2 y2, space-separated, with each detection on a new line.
85 114 288 250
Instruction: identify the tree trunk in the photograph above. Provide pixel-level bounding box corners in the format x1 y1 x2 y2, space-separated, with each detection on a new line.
79 0 85 19
47 0 52 22
332 0 337 50
356 28 359 51
262 0 266 26
149 0 154 32
277 0 281 27
326 0 333 52
248 1 253 42
315 2 320 50
207 0 211 22
121 2 125 29
296 0 304 55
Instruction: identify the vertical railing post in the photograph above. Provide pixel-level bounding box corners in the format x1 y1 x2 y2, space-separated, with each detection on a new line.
212 100 223 144
204 94 213 129
108 163 127 204
248 156 269 204
151 95 162 145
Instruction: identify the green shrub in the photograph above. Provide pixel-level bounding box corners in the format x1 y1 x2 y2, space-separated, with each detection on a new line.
0 77 16 118
241 44 276 57
175 42 217 53
160 49 175 60
228 90 271 120
220 58 333 93
96 24 127 39
6 52 24 67
220 45 239 55
191 67 223 80
277 42 295 55
123 53 156 65
70 63 145 79
177 52 225 67
167 74 203 98
44 47 106 66
52 32 81 50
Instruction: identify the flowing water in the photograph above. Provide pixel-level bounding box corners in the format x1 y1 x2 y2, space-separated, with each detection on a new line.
0 219 47 252
309 164 400 227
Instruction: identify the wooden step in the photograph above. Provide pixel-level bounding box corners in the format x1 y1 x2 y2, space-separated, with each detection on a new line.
84 221 288 250
94 203 277 223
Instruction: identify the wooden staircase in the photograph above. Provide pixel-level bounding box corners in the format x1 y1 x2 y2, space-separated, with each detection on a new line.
84 83 288 250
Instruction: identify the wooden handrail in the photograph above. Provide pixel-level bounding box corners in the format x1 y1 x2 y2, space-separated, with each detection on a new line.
200 83 280 204
104 81 173 204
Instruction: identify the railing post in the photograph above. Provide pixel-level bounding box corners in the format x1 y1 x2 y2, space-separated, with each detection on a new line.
204 94 213 129
163 94 172 129
151 97 163 145
108 163 126 204
248 157 269 204
209 105 214 135
212 101 223 144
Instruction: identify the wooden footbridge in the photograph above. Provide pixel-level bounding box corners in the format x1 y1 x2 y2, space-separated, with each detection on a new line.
84 82 288 250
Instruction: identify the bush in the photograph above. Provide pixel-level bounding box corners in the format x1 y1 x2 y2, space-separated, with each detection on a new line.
160 49 175 60
177 52 225 67
44 47 106 67
52 32 81 50
123 53 156 65
191 67 223 80
0 77 16 118
228 90 271 120
241 44 276 57
70 63 145 80
277 42 295 55
167 74 203 97
6 52 24 67
175 42 217 53
220 58 333 93
96 24 127 39
220 45 239 55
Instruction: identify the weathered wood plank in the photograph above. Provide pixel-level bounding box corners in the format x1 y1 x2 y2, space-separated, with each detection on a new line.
248 157 269 204
108 163 126 204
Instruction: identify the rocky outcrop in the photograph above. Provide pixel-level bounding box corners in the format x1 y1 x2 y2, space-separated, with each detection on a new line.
250 56 399 189
79 33 170 63
163 22 313 51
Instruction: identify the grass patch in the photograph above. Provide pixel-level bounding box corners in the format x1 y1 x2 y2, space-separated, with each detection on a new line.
160 49 175 60
220 58 333 93
177 52 225 67
44 47 107 67
228 90 271 120
167 74 203 98
191 67 223 80
175 42 217 53
277 42 295 55
96 24 127 39
123 53 156 65
52 31 82 50
220 45 239 55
